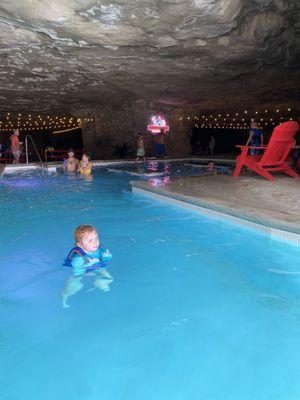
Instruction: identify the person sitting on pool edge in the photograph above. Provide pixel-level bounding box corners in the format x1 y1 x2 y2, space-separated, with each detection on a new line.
77 152 93 175
203 161 222 176
205 161 229 175
63 149 79 173
62 225 113 308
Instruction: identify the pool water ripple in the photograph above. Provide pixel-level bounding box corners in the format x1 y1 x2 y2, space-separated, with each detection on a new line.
1 168 300 400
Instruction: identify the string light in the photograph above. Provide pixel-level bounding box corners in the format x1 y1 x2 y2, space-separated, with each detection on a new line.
0 113 88 133
180 107 296 131
0 108 295 133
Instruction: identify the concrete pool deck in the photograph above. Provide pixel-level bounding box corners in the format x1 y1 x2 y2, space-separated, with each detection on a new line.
131 174 300 245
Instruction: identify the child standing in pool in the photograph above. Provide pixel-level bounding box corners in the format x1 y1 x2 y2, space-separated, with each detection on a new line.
62 225 113 308
77 152 93 175
63 149 79 173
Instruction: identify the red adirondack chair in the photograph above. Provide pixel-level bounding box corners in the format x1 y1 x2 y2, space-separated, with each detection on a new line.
233 121 299 181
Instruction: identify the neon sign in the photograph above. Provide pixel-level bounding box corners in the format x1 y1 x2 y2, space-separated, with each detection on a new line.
147 115 169 134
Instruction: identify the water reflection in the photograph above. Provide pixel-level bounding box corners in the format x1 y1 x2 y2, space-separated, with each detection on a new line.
147 161 159 172
148 176 170 187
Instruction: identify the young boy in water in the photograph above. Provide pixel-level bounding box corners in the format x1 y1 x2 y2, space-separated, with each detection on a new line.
63 149 79 173
62 225 113 308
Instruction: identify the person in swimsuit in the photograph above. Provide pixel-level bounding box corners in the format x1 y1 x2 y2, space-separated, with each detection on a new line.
61 225 113 308
10 129 21 164
77 152 93 175
63 149 79 172
246 121 264 155
135 133 146 162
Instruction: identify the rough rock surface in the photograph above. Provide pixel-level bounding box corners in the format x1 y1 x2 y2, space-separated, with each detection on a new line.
79 102 191 158
0 0 299 112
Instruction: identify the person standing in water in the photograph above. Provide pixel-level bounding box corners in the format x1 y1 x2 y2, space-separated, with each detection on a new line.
63 149 79 173
77 152 93 175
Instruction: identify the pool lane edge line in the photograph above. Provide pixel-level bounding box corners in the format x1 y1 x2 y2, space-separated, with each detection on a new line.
131 185 300 247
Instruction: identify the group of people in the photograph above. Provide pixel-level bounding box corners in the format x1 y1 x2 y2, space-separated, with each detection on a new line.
63 149 93 175
7 121 295 310
6 129 93 174
63 152 107 307
7 121 265 169
135 130 167 162
60 122 262 308
193 136 216 156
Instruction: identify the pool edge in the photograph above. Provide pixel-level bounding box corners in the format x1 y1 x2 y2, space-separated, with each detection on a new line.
131 185 300 247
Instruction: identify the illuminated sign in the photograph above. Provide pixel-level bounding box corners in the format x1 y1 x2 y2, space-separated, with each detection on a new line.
147 115 169 134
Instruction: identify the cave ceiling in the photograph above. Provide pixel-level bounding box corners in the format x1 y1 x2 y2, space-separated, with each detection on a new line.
0 0 299 114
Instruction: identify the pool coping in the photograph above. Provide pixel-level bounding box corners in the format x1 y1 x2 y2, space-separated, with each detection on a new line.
1 157 235 174
130 182 300 247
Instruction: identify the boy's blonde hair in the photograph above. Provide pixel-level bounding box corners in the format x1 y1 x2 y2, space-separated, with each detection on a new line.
74 225 97 243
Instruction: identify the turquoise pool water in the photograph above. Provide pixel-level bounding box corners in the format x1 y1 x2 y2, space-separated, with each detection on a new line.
107 160 231 180
1 169 300 400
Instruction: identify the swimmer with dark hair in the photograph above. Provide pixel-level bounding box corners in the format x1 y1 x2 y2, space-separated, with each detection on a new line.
77 152 92 175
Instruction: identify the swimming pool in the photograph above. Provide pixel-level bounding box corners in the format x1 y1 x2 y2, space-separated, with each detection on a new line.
1 169 300 400
107 160 232 179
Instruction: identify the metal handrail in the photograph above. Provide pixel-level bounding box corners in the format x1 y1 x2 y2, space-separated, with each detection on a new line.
24 135 45 173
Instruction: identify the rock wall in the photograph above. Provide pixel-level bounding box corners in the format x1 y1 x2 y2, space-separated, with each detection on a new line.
79 103 192 159
0 1 299 113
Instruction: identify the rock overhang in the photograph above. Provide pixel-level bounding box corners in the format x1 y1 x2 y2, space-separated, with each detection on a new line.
0 0 299 113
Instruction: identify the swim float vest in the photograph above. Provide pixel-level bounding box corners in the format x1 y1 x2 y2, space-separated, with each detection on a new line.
63 245 112 273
